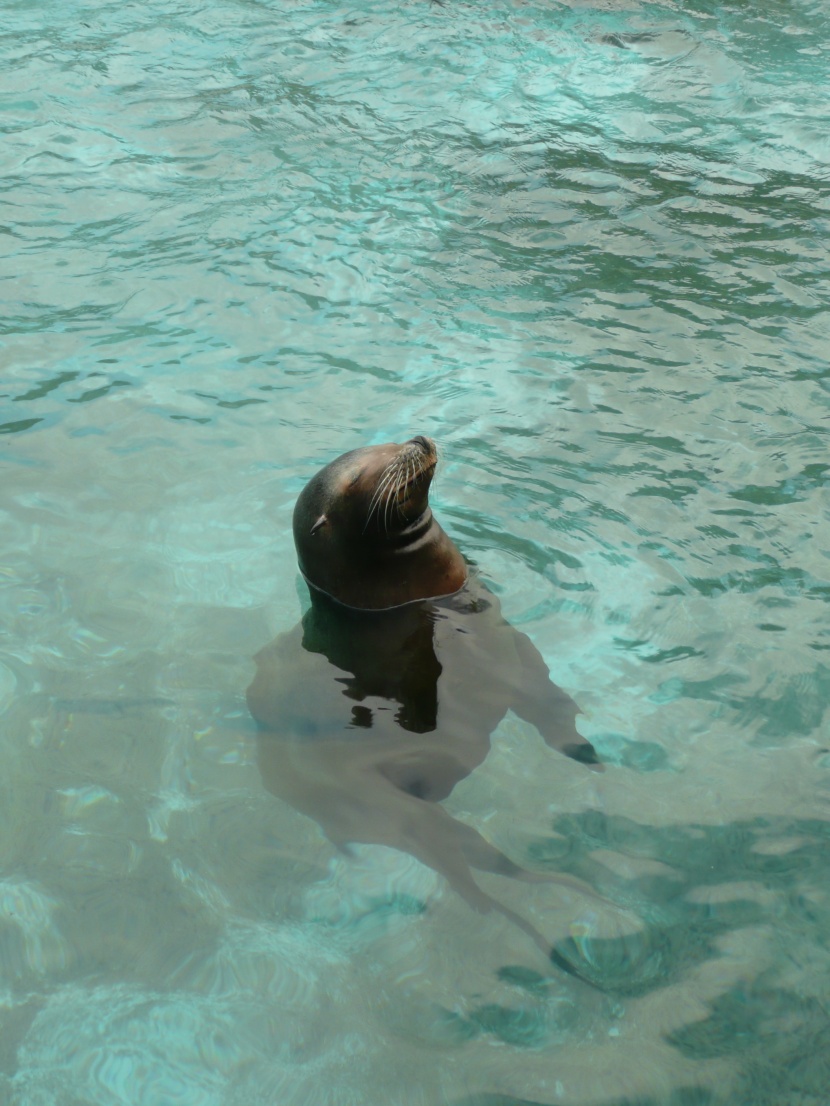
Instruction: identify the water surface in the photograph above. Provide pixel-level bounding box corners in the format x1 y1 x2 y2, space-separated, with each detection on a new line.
2 0 830 1103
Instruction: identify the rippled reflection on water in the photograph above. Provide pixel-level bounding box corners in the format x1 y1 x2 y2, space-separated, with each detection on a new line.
2 0 830 1102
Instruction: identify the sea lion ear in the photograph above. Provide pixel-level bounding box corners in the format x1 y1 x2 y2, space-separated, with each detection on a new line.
310 514 328 535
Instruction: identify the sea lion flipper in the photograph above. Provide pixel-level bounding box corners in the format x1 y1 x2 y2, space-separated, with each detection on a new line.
508 631 601 766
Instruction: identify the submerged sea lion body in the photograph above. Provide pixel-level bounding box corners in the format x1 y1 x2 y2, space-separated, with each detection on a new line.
248 436 600 959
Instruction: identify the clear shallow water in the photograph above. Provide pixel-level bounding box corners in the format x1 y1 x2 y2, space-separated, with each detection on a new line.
2 0 830 1101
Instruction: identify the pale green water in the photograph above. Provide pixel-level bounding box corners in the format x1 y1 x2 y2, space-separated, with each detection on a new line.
2 0 830 1102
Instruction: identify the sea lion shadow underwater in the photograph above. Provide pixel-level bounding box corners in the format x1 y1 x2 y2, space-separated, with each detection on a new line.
247 436 603 965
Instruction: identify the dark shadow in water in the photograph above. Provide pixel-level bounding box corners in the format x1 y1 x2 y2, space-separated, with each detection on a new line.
247 579 602 966
446 810 830 1105
540 809 830 985
668 982 830 1105
505 809 830 1106
456 1091 715 1106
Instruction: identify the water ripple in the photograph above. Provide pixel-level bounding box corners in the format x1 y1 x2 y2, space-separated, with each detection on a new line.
3 0 830 1103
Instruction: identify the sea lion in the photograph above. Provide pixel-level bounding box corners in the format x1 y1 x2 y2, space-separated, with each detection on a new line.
247 436 601 961
291 434 467 610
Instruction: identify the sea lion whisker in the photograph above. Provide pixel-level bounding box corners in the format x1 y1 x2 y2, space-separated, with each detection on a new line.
363 445 438 536
365 466 400 531
368 484 393 534
366 470 393 521
369 460 397 506
384 465 401 532
394 459 413 519
374 464 400 535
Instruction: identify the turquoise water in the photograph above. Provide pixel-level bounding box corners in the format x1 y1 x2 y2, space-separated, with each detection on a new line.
2 0 830 1101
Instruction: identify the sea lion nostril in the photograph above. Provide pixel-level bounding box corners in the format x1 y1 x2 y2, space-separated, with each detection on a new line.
410 435 432 452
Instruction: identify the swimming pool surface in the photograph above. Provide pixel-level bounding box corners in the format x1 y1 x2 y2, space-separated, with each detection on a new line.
2 0 830 1102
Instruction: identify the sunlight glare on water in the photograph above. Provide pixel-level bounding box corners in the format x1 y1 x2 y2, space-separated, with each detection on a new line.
2 0 830 1103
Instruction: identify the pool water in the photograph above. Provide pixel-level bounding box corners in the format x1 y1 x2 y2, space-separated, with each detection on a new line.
2 0 830 1102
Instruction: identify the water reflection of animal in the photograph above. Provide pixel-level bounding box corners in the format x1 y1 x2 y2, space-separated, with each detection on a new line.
247 436 601 960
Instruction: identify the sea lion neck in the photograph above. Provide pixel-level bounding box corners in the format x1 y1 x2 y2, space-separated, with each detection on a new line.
364 507 435 550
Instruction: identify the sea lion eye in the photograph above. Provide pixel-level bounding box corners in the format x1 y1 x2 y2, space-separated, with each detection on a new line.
309 514 328 535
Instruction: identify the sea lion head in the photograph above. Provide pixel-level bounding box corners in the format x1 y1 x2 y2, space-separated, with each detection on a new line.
293 436 468 610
